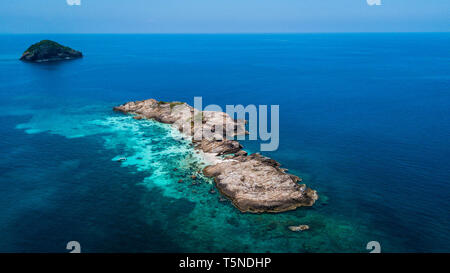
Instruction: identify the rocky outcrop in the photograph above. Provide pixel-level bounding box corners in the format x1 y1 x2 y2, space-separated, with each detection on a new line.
20 40 82 62
288 225 310 232
203 153 318 213
114 99 318 213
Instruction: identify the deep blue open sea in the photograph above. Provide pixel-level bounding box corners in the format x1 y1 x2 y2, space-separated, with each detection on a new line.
0 34 449 253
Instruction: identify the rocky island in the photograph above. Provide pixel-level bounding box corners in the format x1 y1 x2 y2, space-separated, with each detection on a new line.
20 40 82 62
114 99 318 213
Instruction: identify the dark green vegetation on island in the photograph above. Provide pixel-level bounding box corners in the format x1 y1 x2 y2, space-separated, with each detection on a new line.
157 101 185 109
20 40 83 62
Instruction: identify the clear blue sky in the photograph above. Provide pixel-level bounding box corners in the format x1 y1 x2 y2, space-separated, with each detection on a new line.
1 0 448 33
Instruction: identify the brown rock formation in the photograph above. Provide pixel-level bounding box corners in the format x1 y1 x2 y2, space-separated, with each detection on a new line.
288 225 310 232
114 99 318 213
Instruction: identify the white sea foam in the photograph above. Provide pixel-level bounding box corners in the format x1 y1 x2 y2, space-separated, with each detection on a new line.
14 105 210 198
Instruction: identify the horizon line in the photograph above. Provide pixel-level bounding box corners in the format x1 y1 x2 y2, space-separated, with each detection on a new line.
1 31 449 35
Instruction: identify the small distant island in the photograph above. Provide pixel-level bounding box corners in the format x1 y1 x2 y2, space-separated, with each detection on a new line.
20 40 82 62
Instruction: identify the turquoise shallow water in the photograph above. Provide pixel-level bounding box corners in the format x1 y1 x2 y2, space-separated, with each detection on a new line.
0 34 449 252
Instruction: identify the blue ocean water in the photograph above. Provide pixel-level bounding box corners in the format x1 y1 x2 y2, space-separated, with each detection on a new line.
0 34 449 252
